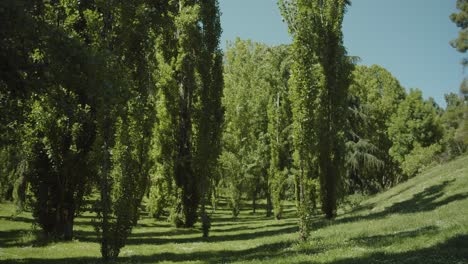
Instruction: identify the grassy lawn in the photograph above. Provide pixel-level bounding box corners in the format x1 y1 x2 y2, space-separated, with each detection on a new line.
1 155 467 264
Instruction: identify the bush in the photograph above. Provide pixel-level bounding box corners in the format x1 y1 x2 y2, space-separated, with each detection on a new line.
401 143 442 177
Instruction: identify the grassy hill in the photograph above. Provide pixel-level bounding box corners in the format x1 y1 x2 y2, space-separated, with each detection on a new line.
0 155 467 264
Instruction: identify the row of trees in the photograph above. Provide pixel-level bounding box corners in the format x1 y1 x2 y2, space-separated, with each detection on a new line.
219 0 468 241
0 0 223 260
0 0 467 259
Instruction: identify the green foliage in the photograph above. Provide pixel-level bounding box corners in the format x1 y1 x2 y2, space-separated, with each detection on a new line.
450 0 468 66
22 89 95 240
388 89 444 178
221 39 272 217
219 151 243 217
265 45 293 219
0 146 20 202
150 0 224 228
401 143 442 177
440 93 467 158
3 1 467 261
280 0 353 224
347 65 406 192
147 176 170 219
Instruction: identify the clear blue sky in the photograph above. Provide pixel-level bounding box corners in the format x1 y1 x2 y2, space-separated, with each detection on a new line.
219 0 465 107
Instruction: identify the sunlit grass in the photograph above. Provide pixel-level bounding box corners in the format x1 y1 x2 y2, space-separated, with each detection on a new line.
1 155 467 263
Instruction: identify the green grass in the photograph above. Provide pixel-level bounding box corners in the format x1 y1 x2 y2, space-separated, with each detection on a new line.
1 155 467 264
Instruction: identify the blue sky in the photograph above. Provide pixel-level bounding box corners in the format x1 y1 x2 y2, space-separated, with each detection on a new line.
219 0 465 107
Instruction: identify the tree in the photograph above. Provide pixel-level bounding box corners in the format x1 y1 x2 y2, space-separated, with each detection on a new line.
450 0 468 67
347 65 406 192
221 39 271 217
450 0 468 150
280 0 353 237
441 93 467 157
195 0 224 236
0 0 103 240
92 1 164 259
150 0 224 228
388 89 444 178
265 46 293 220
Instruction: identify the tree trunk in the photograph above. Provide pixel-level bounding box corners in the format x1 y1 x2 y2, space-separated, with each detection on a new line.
252 187 257 214
63 206 75 240
266 189 272 217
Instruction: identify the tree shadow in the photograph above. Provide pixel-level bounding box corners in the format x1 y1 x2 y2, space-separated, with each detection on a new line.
71 215 298 244
4 231 467 264
325 234 468 264
0 215 35 224
122 225 298 245
350 225 439 248
320 179 467 227
0 229 33 248
0 240 295 264
212 221 296 233
0 228 62 248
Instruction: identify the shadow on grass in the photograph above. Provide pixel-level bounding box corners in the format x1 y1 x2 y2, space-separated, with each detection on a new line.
314 179 468 229
350 225 439 248
211 221 296 233
324 234 468 264
0 240 295 264
0 229 63 248
0 229 36 248
74 225 298 245
0 215 34 224
3 233 467 264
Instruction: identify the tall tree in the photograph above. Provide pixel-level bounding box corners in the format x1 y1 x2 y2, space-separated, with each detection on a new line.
450 0 468 148
151 0 224 228
450 0 468 67
69 0 162 259
221 39 271 217
280 0 353 238
195 0 224 236
265 46 293 220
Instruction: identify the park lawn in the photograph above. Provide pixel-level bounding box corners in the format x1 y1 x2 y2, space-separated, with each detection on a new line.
0 155 467 264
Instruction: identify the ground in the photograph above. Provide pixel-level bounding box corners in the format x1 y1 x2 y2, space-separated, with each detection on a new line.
0 155 467 264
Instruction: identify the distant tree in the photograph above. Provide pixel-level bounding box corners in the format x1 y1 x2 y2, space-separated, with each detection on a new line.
348 65 406 192
450 0 468 149
221 39 270 217
388 89 444 179
441 93 467 156
450 0 468 67
280 0 353 241
265 46 293 220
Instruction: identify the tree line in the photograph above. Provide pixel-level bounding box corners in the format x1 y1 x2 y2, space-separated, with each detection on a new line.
0 0 223 260
0 0 467 260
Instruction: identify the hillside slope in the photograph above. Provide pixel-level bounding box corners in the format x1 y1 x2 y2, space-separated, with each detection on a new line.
0 155 467 264
282 154 468 264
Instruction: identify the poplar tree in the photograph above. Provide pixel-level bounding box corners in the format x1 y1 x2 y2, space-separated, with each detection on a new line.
196 0 224 235
280 0 353 240
151 0 223 228
266 46 293 220
221 39 270 217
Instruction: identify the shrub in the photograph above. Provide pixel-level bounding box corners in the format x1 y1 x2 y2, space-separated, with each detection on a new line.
401 143 442 177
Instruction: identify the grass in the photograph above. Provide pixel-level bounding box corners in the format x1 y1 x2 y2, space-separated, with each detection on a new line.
0 155 467 263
